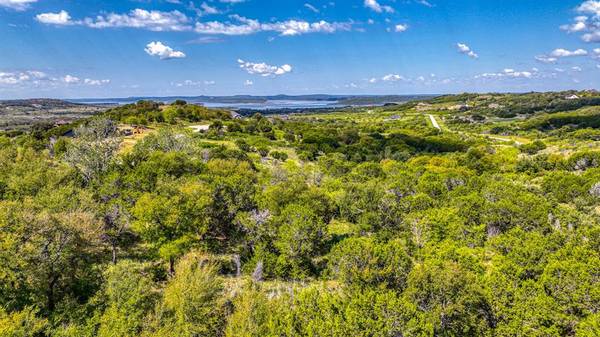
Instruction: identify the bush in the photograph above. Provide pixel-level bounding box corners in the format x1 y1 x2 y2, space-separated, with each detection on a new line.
328 237 412 290
270 151 288 161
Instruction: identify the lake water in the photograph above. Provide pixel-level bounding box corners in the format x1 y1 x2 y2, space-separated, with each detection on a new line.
72 98 343 110
202 100 342 110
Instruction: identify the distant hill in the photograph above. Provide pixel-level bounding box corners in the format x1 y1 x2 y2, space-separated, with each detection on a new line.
0 98 107 131
68 94 438 106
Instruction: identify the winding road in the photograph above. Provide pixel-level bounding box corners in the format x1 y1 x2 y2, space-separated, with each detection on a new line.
428 114 441 130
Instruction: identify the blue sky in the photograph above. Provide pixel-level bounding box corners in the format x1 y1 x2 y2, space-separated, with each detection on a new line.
0 0 599 98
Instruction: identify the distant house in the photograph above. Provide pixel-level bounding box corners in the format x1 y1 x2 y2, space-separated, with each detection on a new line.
189 125 211 133
565 94 580 100
449 104 471 112
230 112 242 119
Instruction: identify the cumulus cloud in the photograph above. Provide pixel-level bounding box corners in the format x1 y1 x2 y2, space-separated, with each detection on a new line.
560 15 589 33
0 70 47 85
475 68 538 79
62 74 80 84
457 43 478 59
244 79 253 86
0 0 37 11
0 70 109 87
560 1 600 43
36 9 352 37
578 0 600 16
85 9 191 31
36 9 192 31
195 15 351 36
35 10 72 25
550 48 588 57
238 59 292 76
364 0 394 13
393 24 408 32
145 41 186 59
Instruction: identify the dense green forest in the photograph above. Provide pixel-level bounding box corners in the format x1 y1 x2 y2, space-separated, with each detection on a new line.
0 92 599 336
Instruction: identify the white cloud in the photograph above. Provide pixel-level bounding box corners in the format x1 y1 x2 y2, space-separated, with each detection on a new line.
560 15 588 33
200 2 219 14
475 68 538 79
238 59 292 76
592 48 600 58
36 10 351 37
189 2 221 16
550 48 588 57
62 74 80 84
86 9 191 31
145 41 186 59
304 3 319 13
364 0 394 13
195 15 351 36
244 79 253 86
84 78 110 85
173 79 215 87
35 10 72 25
0 0 37 11
0 70 46 85
0 70 109 87
560 1 600 43
36 9 193 31
394 24 408 32
582 31 600 42
577 0 600 16
457 43 478 59
382 74 405 81
535 55 558 64
572 66 583 72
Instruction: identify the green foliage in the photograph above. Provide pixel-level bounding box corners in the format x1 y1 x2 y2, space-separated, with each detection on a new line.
0 307 48 337
328 237 412 290
270 150 288 161
0 94 598 336
97 261 158 337
520 140 546 154
274 203 329 279
150 252 225 337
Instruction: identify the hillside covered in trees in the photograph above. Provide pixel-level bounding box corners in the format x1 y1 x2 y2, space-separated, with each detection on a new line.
0 92 599 336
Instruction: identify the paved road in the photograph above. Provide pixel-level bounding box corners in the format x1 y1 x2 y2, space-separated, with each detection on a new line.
428 114 441 130
426 113 527 145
